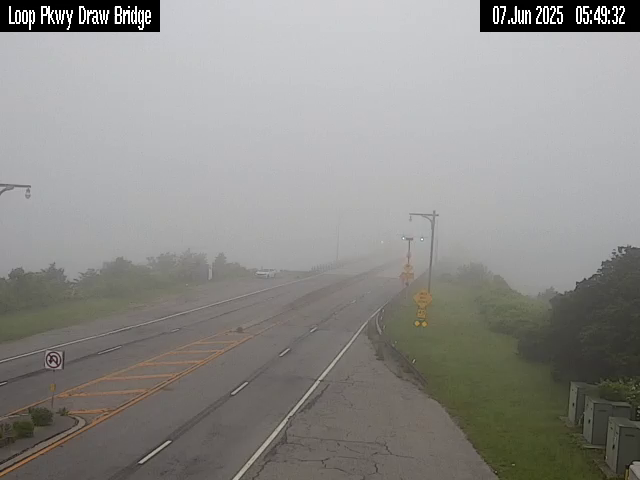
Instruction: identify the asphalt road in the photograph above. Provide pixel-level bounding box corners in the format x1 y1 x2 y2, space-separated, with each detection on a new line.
245 335 498 480
0 256 406 479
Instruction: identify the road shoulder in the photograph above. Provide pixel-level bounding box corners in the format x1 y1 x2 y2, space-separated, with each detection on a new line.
246 334 498 480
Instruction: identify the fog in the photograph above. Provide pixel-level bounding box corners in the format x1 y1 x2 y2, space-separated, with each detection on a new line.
1 0 638 294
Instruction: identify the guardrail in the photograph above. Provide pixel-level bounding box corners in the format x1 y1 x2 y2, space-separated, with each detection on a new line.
368 271 429 387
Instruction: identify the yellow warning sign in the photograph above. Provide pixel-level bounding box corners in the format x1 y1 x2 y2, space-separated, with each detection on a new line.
413 289 432 308
421 321 428 327
50 383 56 393
416 308 427 319
414 320 421 327
403 263 414 274
400 271 414 284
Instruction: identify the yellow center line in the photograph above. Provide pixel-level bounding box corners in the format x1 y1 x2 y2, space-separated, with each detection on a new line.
69 409 113 415
0 317 290 477
59 389 148 398
164 350 222 354
140 360 202 366
4 329 235 417
104 374 176 381
192 340 241 345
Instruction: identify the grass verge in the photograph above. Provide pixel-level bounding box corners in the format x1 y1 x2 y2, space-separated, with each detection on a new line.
385 280 604 480
0 284 192 344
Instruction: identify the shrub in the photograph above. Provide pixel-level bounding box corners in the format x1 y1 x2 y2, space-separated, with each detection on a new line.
597 379 640 407
438 273 454 282
0 423 15 445
476 287 550 339
0 423 16 441
12 420 34 438
29 407 53 426
456 262 493 287
517 325 552 362
547 246 640 381
57 407 69 416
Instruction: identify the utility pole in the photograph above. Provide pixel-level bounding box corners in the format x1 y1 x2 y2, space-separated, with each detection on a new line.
434 219 439 265
409 210 439 293
335 221 340 264
0 183 31 199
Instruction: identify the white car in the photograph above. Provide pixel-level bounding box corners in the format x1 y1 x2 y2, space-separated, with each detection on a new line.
255 268 277 279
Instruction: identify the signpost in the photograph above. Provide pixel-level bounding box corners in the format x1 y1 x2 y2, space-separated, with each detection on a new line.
400 263 414 286
400 236 414 289
413 288 432 327
44 350 64 409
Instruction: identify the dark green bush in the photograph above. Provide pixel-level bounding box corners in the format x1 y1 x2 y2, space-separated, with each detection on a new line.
547 246 640 381
598 379 640 405
29 407 53 426
0 423 15 444
0 249 220 315
12 420 34 438
56 407 69 416
1 423 14 438
476 287 550 339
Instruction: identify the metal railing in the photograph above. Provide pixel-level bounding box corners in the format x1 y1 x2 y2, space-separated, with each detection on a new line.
368 270 430 386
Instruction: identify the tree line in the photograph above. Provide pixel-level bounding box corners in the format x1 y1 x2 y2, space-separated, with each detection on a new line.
449 246 640 383
0 250 250 315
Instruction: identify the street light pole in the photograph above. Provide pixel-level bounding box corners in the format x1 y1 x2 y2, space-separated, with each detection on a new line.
409 210 439 293
0 183 31 199
335 220 340 264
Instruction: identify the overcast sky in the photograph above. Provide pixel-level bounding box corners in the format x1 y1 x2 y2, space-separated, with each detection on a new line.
1 0 638 294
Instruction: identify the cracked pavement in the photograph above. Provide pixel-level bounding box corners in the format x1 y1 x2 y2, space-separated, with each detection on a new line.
245 336 498 480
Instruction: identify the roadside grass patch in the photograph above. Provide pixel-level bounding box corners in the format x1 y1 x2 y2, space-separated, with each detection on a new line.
0 284 190 343
385 281 603 480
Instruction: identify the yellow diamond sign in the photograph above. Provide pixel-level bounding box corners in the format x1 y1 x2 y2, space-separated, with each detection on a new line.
413 289 432 308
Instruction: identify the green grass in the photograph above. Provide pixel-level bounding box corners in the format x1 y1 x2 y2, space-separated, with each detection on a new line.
385 281 605 480
0 284 190 344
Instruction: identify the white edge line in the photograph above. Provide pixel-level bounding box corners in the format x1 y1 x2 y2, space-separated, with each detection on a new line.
231 381 249 396
138 440 172 465
0 273 325 365
278 348 291 357
309 327 318 333
0 381 7 387
169 328 181 333
230 306 381 480
97 345 122 355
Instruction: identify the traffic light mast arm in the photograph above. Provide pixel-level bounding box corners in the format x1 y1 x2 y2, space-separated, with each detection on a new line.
409 212 439 227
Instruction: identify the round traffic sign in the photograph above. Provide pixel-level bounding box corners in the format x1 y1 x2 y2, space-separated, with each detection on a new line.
45 351 63 369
